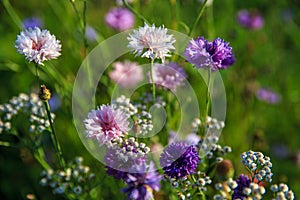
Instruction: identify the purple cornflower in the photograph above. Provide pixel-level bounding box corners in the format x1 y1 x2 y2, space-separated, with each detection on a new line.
184 37 235 71
151 62 187 91
109 60 143 88
22 17 43 29
256 88 281 104
160 142 199 178
105 7 135 31
84 105 130 146
122 162 161 200
15 27 61 65
232 174 251 199
237 10 264 30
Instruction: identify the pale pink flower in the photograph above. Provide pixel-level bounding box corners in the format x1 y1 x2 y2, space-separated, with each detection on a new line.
109 60 143 88
84 105 130 146
15 27 61 65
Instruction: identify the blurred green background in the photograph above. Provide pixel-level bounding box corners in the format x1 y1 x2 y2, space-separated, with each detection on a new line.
1 0 300 199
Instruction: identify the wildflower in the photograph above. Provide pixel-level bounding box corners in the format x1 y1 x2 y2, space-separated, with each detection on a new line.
22 17 43 29
128 23 176 62
15 27 61 65
160 142 199 178
84 105 130 146
184 37 235 71
109 60 143 88
151 62 187 91
122 162 161 200
237 10 264 30
104 141 148 180
232 174 251 199
256 88 281 104
105 7 135 31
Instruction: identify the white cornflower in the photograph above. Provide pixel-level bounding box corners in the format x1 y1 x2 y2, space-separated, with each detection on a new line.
127 23 175 63
15 27 61 65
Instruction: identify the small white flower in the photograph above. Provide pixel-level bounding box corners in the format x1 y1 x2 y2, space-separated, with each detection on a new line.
15 27 61 65
127 23 175 62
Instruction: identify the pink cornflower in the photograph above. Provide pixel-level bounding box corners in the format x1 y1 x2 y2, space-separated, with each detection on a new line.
109 60 143 88
84 105 130 146
15 27 61 65
151 62 187 91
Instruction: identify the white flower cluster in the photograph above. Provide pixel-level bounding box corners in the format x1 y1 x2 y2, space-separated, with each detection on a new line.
164 171 212 200
241 150 273 182
271 183 295 200
40 157 95 196
214 178 238 200
108 136 151 161
0 93 54 134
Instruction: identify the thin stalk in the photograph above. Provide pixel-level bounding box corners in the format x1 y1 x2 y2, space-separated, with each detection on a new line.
201 68 211 124
150 59 156 101
44 101 66 168
35 63 65 168
34 152 50 170
82 0 88 53
2 0 22 29
189 0 207 37
206 2 215 40
122 0 149 24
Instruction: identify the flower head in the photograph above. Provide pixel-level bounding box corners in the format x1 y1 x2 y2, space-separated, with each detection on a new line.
184 37 235 71
109 60 143 88
151 62 187 91
232 174 251 199
160 142 199 178
128 23 176 62
84 105 130 146
237 10 264 30
15 27 61 65
105 7 135 31
122 162 161 200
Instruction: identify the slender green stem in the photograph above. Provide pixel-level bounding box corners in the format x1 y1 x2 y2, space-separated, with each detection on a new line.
206 2 215 40
35 63 65 168
83 0 88 50
44 101 66 168
189 0 207 37
122 0 149 24
150 59 156 101
34 152 51 170
205 68 211 120
2 0 22 29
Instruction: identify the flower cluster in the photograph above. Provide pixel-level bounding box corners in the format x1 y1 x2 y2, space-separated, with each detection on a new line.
105 136 150 179
0 93 54 134
15 27 61 65
163 171 212 200
256 88 281 104
270 183 295 200
40 157 96 197
127 23 176 62
184 37 235 71
241 150 273 182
